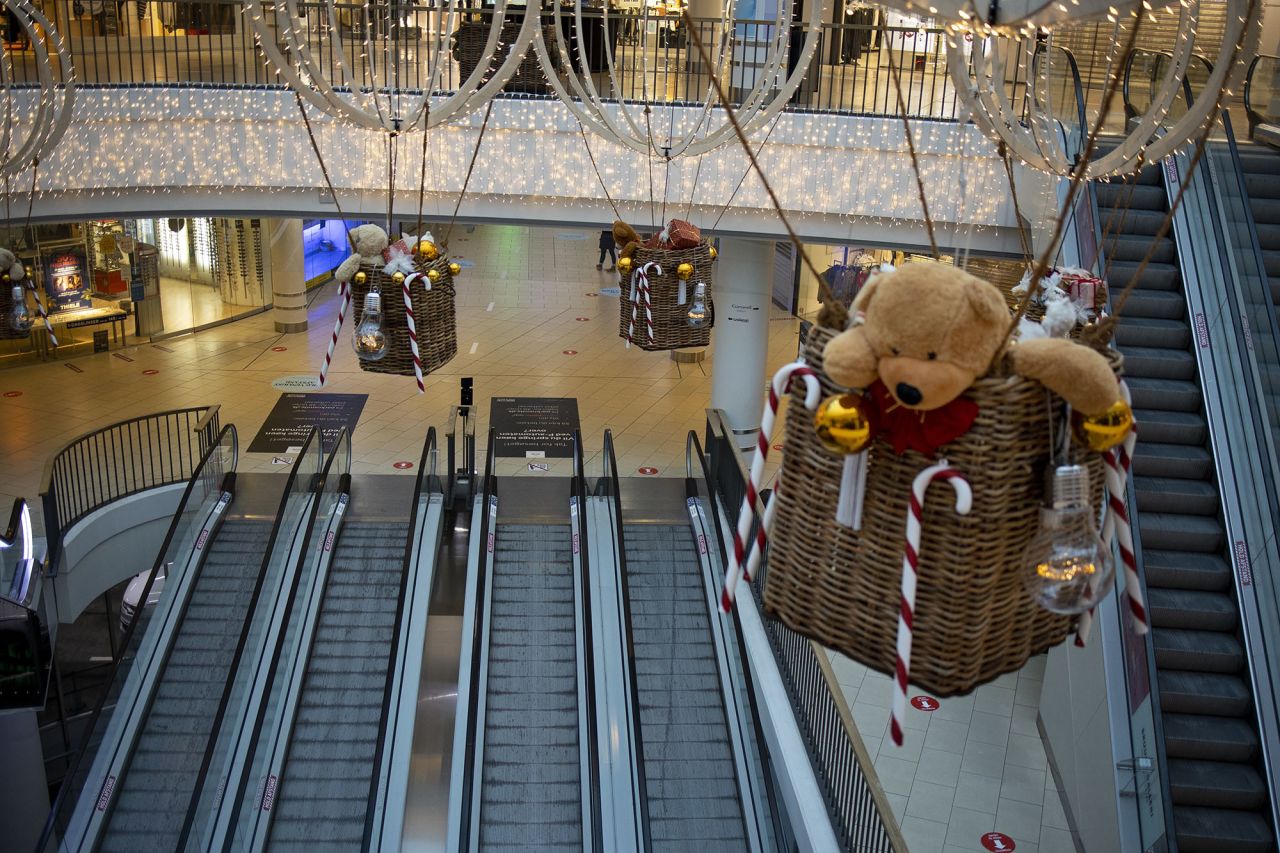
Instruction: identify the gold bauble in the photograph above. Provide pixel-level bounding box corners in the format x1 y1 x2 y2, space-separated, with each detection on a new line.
814 394 873 455
353 271 368 286
427 269 441 283
448 262 462 276
418 241 440 261
709 246 718 260
2 273 8 283
1072 400 1134 453
392 271 406 285
617 257 633 274
676 262 694 281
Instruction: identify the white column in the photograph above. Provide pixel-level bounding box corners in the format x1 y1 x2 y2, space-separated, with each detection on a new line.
266 218 308 334
0 709 49 851
711 237 774 450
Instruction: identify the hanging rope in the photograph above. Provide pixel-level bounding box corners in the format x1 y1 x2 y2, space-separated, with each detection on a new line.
385 129 399 236
879 18 939 261
295 92 353 236
998 142 1034 268
414 99 432 241
710 114 782 232
579 121 622 221
683 10 846 329
442 98 495 250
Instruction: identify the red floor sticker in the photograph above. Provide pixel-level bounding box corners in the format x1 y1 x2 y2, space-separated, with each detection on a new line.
141 369 160 376
585 292 598 297
773 443 784 451
981 832 1016 851
562 349 578 356
2 390 21 397
392 461 414 470
575 317 590 322
910 696 940 712
638 467 659 475
271 346 287 352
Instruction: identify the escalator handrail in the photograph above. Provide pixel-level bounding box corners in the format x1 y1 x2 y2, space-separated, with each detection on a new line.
1 497 36 605
33 422 240 853
571 431 604 851
1029 43 1086 156
455 428 497 852
176 425 348 849
362 426 439 848
596 430 651 851
684 427 787 849
1243 53 1280 135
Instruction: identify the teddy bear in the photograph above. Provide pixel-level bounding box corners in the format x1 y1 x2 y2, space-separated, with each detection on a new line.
0 248 26 282
613 219 642 262
822 263 1120 454
335 223 389 283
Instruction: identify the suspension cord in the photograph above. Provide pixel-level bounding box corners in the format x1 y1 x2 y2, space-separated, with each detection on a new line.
879 17 939 261
579 121 622 221
415 99 432 241
443 98 494 250
998 141 1034 268
710 114 781 232
295 91 352 238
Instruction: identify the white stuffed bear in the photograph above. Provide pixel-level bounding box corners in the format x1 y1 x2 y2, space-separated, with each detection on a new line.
0 248 26 282
335 224 389 283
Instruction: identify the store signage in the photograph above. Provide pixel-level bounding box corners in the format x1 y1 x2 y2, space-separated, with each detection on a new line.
271 375 321 391
248 392 368 454
45 249 90 310
490 397 580 459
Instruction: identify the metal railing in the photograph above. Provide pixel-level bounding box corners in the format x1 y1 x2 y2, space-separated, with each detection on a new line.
1245 53 1280 138
701 409 902 852
39 405 221 569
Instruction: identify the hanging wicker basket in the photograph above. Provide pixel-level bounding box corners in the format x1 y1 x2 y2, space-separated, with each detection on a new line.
762 324 1117 696
451 20 559 94
349 256 457 377
0 285 26 341
617 242 715 351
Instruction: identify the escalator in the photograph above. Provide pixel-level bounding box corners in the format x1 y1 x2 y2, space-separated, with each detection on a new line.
1099 165 1275 849
1236 146 1280 306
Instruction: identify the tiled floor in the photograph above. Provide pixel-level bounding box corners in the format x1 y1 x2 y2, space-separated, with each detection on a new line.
829 649 1076 853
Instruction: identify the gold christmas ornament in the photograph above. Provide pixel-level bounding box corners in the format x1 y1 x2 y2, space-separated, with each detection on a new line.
814 394 873 455
676 262 694 281
709 246 718 260
1072 400 1134 453
448 262 462 276
427 269 442 283
617 257 633 275
418 241 440 261
353 271 368 286
392 271 406 285
2 274 9 283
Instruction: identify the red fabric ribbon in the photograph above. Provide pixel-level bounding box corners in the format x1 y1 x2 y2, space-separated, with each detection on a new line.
864 380 979 456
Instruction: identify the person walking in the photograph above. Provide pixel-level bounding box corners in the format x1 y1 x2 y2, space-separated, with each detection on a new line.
596 229 617 271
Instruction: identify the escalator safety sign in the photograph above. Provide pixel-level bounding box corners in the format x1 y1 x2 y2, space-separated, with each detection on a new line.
573 532 580 555
262 774 278 811
96 775 116 811
1194 312 1209 348
1235 540 1252 586
195 528 210 552
324 531 336 553
697 534 707 555
487 532 495 554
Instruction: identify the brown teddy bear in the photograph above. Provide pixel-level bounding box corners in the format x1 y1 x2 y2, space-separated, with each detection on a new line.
822 264 1120 452
613 219 642 262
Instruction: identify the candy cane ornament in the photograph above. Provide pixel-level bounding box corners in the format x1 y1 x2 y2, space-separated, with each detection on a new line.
626 262 661 349
721 360 822 611
28 282 56 347
891 462 972 746
318 279 351 387
402 276 425 394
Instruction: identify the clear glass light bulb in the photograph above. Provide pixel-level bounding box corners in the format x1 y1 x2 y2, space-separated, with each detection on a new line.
8 284 32 333
1022 464 1114 614
686 282 709 328
352 290 387 361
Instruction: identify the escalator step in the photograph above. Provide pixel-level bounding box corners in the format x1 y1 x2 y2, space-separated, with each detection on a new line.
1152 627 1243 671
1103 234 1177 264
1126 378 1204 412
1117 346 1197 380
1119 288 1186 321
1158 670 1252 716
1133 512 1224 553
1254 222 1280 251
1134 477 1220 515
1108 260 1182 292
1113 316 1192 349
1168 759 1267 809
1148 589 1238 632
1096 207 1170 237
1131 444 1214 481
1126 409 1206 446
1163 713 1259 763
1096 183 1166 209
1174 805 1274 853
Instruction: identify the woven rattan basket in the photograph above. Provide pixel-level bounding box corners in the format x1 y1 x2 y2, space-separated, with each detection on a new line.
617 242 715 351
452 20 558 94
763 324 1114 696
349 257 456 377
0 284 25 341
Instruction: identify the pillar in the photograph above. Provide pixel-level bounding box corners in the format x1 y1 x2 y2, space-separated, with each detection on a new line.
0 709 49 851
267 218 308 333
710 237 774 451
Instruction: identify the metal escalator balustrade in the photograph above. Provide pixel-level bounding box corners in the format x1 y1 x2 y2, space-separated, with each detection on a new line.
1097 152 1277 849
36 424 239 853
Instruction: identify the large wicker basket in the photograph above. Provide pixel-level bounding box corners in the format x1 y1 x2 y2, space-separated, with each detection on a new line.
452 20 559 94
0 284 26 341
762 324 1113 696
617 242 715 351
349 256 456 377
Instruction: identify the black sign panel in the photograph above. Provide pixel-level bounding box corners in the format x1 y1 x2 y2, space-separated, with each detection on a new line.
490 397 580 458
248 392 368 454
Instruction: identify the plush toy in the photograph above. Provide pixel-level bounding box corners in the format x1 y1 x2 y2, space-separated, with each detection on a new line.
0 248 26 282
822 264 1120 454
613 219 642 262
335 224 389 283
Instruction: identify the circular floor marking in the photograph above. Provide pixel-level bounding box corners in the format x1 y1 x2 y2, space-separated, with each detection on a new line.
910 695 940 712
392 461 414 470
271 346 288 352
142 369 160 376
2 390 21 397
562 349 579 356
638 466 659 475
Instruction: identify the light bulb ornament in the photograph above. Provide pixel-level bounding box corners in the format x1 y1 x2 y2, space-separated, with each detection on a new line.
8 283 31 333
686 282 711 329
352 287 389 363
1021 463 1115 616
890 462 972 747
722 360 822 610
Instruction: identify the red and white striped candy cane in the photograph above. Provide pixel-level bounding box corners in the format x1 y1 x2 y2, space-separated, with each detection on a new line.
402 276 425 394
28 283 57 347
721 360 822 611
891 462 972 746
626 263 660 348
317 279 351 388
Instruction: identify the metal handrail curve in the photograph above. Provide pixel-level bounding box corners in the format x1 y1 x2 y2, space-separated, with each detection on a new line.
1244 53 1280 136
